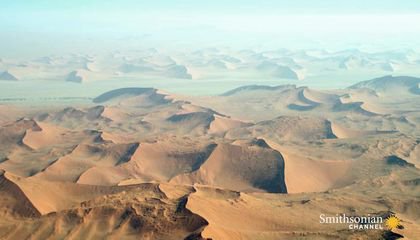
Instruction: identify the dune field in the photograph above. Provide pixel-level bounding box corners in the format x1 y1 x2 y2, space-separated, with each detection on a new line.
0 66 419 239
1 2 420 238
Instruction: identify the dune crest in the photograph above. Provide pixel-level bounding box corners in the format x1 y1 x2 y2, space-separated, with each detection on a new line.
0 170 41 217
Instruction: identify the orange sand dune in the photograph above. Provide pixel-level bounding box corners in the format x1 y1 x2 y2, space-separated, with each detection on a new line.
208 115 250 135
171 143 287 193
33 142 139 182
78 139 216 185
264 139 353 193
22 122 67 149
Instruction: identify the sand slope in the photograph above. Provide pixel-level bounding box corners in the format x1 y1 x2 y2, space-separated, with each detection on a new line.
0 170 209 239
0 170 41 217
226 116 337 141
171 142 287 193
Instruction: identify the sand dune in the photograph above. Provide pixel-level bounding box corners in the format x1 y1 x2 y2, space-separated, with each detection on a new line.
0 170 41 217
171 142 287 193
5 170 125 214
2 168 419 239
226 116 337 141
220 84 296 96
2 48 420 83
128 141 216 182
0 118 42 147
40 106 106 122
330 122 373 139
100 106 132 122
166 111 215 134
118 62 155 73
220 85 325 114
76 139 217 185
145 54 176 67
93 88 156 103
339 94 388 115
0 170 209 239
208 115 251 135
349 75 420 95
0 121 99 177
335 115 416 138
186 186 302 240
333 101 372 115
100 130 133 143
33 142 139 182
35 106 112 130
263 139 353 193
186 176 420 240
93 87 171 107
256 61 299 79
286 87 325 111
164 64 192 79
21 122 66 149
0 71 18 81
302 88 340 104
339 55 371 70
199 84 384 123
66 70 86 83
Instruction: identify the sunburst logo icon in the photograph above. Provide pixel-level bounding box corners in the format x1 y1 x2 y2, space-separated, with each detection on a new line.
385 215 402 230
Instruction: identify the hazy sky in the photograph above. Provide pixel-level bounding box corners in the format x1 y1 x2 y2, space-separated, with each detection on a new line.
1 0 420 57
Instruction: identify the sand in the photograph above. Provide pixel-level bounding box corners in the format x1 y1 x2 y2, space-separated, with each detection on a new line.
0 76 419 239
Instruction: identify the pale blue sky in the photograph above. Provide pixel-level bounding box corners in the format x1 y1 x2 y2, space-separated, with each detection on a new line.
2 0 420 13
1 1 420 57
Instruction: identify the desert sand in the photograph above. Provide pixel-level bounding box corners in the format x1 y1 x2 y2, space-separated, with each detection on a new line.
0 74 419 239
2 0 420 237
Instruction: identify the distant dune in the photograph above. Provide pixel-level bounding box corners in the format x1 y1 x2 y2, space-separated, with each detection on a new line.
118 63 155 73
66 70 86 83
92 87 171 106
0 71 18 81
165 64 192 79
220 84 296 96
349 75 420 95
1 47 420 83
256 61 299 79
